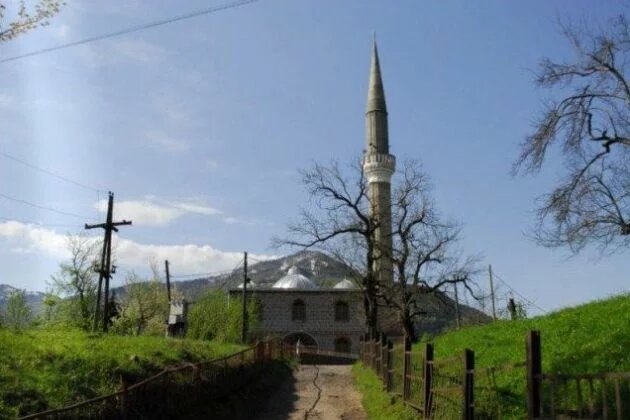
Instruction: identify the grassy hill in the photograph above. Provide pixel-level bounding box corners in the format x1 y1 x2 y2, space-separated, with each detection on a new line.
426 293 630 372
350 294 630 418
0 328 242 418
418 293 630 417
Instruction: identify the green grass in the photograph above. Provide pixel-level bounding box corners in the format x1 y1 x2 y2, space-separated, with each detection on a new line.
352 362 418 420
353 294 630 418
0 327 243 418
418 293 630 418
425 293 630 372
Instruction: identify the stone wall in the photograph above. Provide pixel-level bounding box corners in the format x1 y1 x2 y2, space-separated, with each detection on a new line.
231 289 366 352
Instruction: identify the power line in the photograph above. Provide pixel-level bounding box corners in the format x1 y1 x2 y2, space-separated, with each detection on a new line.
492 271 548 314
0 150 106 192
0 192 97 221
0 0 259 65
0 216 82 229
170 260 244 279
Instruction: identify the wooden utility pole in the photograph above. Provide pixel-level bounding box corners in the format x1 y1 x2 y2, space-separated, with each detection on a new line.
508 297 517 320
85 192 131 332
454 282 461 329
489 264 497 320
241 251 248 344
164 260 172 302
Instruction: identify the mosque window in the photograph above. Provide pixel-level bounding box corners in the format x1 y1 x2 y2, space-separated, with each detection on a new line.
292 299 306 321
334 337 351 353
335 301 349 321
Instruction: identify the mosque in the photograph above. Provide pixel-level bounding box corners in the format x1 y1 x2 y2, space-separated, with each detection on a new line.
229 41 397 352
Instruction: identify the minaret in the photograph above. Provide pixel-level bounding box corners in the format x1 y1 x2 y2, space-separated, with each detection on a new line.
363 40 395 285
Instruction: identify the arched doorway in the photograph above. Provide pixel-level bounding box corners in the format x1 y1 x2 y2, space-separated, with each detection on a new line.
334 337 351 353
282 332 318 351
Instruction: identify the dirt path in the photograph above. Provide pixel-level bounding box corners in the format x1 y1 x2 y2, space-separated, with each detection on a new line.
256 365 367 420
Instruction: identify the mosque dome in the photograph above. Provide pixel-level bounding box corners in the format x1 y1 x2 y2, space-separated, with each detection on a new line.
272 266 318 289
333 278 358 289
237 280 256 289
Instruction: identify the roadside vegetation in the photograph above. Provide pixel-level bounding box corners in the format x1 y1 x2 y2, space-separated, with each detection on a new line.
352 294 630 419
0 238 258 418
0 328 242 417
425 293 630 374
351 362 417 420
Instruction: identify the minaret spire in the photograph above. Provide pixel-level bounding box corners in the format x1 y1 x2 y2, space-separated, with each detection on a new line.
366 39 387 115
363 39 395 288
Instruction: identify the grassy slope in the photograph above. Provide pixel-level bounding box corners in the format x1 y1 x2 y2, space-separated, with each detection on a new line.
352 362 418 420
426 293 630 373
352 294 630 419
0 328 242 417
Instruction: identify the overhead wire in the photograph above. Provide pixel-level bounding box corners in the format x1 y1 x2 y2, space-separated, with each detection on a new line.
170 257 244 280
492 270 548 314
0 191 98 221
0 0 260 65
0 150 107 193
0 216 82 229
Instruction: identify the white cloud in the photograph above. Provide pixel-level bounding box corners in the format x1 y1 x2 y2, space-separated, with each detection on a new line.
145 130 190 152
0 221 274 274
206 159 219 170
172 202 221 217
0 94 14 109
113 39 167 64
95 198 222 226
0 221 71 259
54 24 71 41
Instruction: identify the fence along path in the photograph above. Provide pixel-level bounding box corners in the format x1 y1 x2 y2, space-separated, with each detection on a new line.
19 339 285 419
359 331 630 419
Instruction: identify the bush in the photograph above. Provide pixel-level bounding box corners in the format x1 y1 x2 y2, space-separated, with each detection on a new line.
187 290 259 343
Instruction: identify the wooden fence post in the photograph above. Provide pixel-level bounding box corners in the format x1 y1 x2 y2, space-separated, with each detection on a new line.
526 330 542 419
402 335 412 401
424 343 434 417
372 335 378 372
119 376 128 420
463 349 474 420
381 333 387 384
386 340 394 392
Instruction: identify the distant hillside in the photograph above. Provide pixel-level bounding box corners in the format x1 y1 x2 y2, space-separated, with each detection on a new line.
0 284 45 314
168 250 357 299
165 250 489 335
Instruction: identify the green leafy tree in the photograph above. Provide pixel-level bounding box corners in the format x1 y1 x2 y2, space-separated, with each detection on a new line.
3 289 31 329
187 290 259 343
0 0 64 42
49 235 100 330
111 270 172 336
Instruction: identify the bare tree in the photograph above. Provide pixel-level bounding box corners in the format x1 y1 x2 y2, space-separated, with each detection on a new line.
274 160 382 335
0 0 64 42
515 15 630 254
49 235 100 330
276 159 479 339
379 161 479 340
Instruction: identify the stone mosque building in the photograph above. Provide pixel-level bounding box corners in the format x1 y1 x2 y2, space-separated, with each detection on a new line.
229 41 396 353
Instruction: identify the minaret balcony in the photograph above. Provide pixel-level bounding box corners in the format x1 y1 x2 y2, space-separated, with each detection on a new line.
363 153 396 183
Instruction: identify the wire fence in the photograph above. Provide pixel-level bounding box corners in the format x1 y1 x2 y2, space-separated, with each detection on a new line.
19 338 286 419
360 331 630 419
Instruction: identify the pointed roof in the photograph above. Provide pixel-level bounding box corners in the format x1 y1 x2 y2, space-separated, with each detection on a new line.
366 39 387 113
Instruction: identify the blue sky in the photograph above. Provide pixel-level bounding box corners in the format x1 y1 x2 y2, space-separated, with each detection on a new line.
0 0 628 314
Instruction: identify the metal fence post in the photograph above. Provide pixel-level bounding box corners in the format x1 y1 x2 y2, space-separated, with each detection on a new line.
463 349 474 420
386 339 394 392
424 343 434 417
526 330 542 419
402 335 411 401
